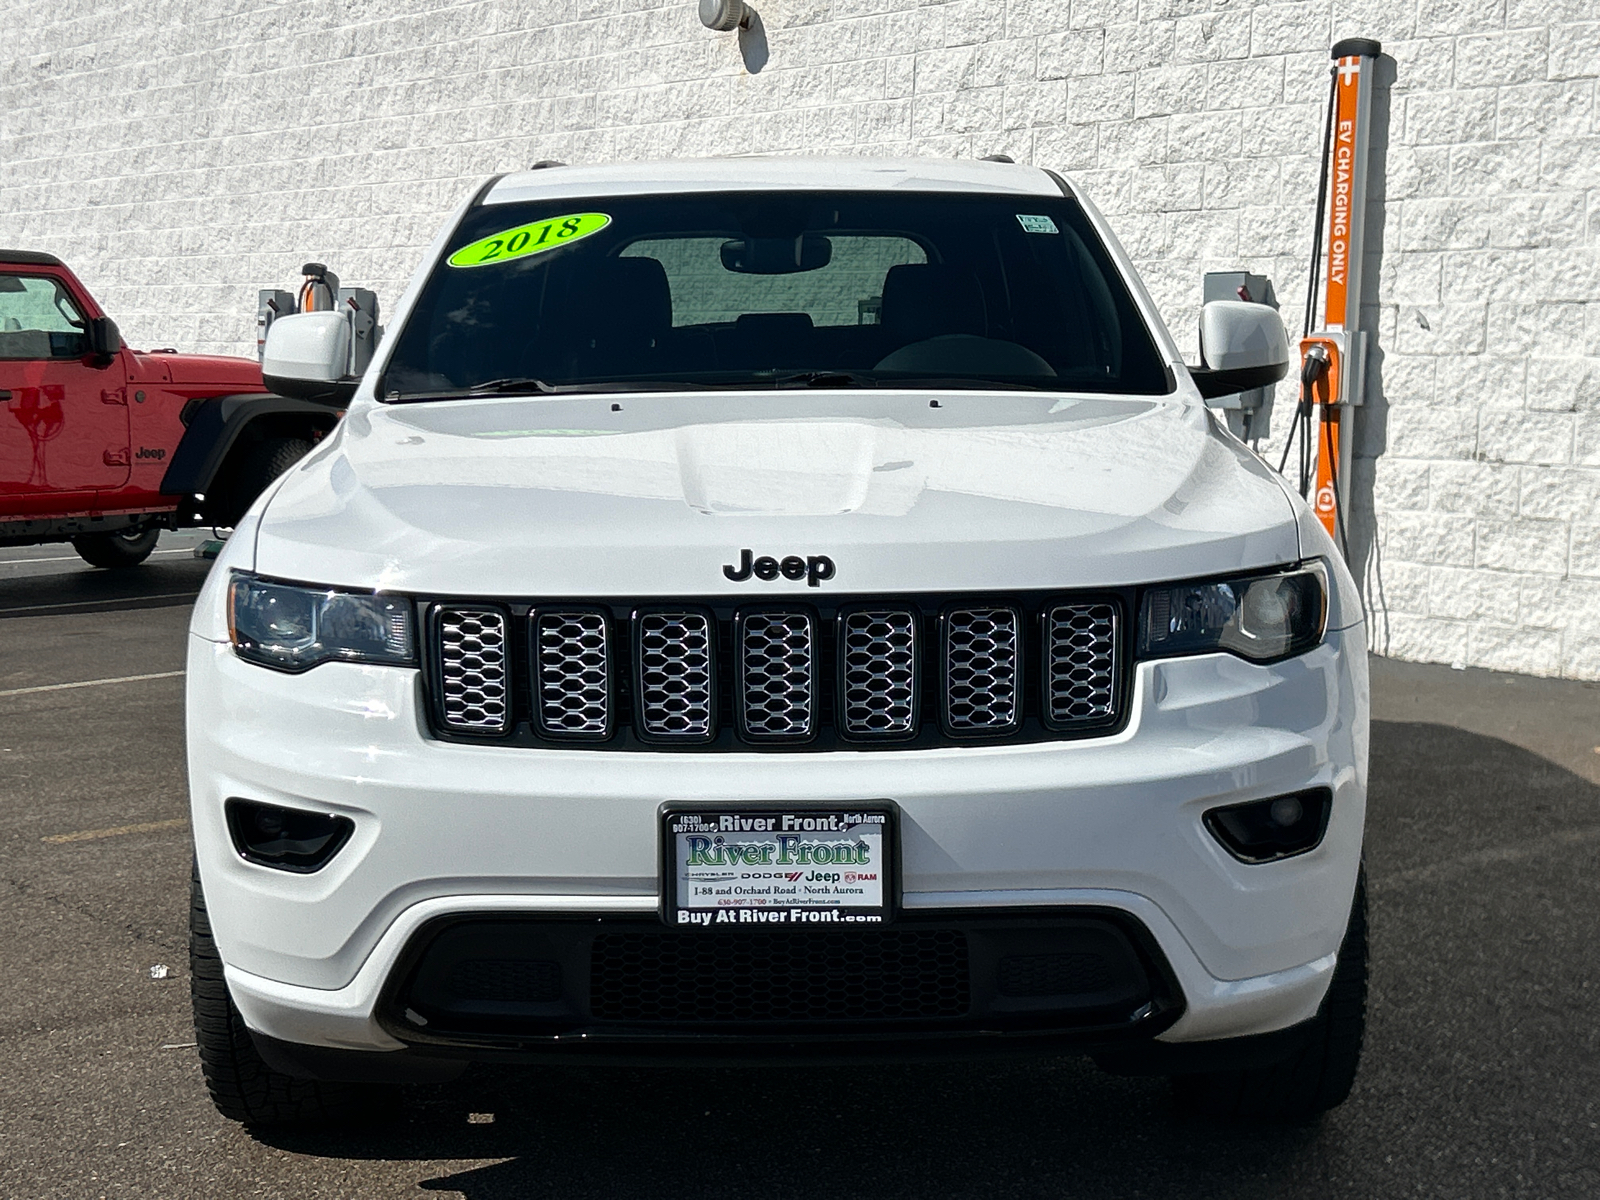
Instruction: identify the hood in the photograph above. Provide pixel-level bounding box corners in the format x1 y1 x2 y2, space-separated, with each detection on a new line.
252 391 1300 596
147 352 265 391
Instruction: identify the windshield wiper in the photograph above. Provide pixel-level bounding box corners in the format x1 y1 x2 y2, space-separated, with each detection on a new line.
462 377 560 395
387 379 727 402
774 371 876 388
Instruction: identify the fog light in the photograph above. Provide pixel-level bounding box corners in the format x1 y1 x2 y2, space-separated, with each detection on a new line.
1204 788 1331 864
225 799 354 873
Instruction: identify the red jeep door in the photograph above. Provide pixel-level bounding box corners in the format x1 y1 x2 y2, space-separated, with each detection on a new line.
0 272 129 515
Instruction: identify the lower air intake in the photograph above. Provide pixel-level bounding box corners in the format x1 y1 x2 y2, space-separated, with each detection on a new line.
589 927 970 1023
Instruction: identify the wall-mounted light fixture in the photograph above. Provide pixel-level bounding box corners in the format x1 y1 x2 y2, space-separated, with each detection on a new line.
699 0 751 31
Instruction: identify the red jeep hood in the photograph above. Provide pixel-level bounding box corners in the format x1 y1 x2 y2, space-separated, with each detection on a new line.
151 353 265 389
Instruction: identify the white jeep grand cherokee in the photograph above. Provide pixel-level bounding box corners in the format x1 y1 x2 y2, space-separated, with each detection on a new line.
187 157 1368 1126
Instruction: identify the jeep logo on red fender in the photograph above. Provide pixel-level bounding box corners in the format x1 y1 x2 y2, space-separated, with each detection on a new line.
722 549 836 588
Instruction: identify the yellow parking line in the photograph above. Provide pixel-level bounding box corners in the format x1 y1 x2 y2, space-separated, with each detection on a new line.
0 670 185 698
43 817 188 844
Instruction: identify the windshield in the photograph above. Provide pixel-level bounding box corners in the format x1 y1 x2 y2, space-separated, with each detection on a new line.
381 190 1172 399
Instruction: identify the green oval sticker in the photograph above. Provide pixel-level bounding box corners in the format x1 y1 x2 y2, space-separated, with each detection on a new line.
447 212 612 268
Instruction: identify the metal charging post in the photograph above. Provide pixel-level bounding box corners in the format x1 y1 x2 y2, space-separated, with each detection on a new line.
1303 37 1380 552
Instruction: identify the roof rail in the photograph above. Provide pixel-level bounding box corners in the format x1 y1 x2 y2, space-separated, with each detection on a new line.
979 154 1015 163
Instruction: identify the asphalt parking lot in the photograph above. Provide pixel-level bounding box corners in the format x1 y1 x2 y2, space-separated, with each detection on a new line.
1 541 1596 1199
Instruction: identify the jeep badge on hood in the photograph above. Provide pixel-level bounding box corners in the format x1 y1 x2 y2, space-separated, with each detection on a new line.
723 549 836 587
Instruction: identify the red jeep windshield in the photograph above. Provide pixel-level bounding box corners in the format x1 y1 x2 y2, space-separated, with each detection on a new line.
381 191 1173 399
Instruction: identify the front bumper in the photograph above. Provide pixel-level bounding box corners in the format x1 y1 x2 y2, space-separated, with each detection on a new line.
189 624 1367 1056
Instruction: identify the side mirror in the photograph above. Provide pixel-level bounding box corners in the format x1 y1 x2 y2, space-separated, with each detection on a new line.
86 316 121 364
1191 301 1289 400
262 311 356 404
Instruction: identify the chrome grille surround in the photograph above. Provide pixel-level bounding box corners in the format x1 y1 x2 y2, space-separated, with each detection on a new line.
943 605 1021 734
533 609 612 738
635 610 716 740
435 606 510 734
1044 603 1119 727
839 608 918 738
737 610 817 741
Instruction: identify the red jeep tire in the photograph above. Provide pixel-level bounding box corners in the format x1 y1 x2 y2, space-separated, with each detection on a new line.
71 525 160 569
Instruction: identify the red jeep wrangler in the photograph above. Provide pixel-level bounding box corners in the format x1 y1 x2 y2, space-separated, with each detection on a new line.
1 251 340 567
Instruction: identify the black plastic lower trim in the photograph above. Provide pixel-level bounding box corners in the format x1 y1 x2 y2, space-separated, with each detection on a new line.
374 908 1185 1057
1091 1014 1319 1077
250 1032 466 1083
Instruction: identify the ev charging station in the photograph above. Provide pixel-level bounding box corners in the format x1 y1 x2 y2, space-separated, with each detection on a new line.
1205 38 1381 560
1300 37 1382 555
256 263 381 379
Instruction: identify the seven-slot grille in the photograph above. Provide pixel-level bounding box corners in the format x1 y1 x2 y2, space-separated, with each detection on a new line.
1045 603 1118 726
428 596 1123 747
436 608 509 733
943 606 1021 734
737 611 816 741
534 610 611 738
635 611 715 739
841 609 918 736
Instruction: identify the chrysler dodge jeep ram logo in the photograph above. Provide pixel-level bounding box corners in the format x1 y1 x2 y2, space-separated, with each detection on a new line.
723 549 836 587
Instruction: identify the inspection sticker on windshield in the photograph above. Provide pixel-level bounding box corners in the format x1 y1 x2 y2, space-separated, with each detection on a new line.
661 805 895 927
447 212 611 268
1016 213 1059 234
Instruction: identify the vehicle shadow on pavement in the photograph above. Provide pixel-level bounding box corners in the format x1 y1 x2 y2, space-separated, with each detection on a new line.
267 1057 1329 1199
249 720 1600 1199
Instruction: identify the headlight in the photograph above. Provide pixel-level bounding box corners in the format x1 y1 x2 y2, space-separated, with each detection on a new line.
1139 561 1328 663
228 574 415 672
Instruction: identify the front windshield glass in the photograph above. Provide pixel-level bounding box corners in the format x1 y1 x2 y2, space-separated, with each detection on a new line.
381 190 1172 399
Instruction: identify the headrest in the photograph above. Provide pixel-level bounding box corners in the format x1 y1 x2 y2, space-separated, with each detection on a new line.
0 329 51 359
735 312 814 338
591 257 672 336
881 264 986 343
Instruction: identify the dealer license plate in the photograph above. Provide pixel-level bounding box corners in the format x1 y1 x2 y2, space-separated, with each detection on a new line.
660 804 896 928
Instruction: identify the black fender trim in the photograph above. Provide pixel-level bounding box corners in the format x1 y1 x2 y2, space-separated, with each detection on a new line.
159 393 341 498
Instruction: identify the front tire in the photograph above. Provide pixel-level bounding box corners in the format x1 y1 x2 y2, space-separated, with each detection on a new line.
189 863 375 1127
212 435 313 526
71 524 159 568
1171 868 1369 1121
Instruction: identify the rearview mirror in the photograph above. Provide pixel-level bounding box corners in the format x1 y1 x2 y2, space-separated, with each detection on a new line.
262 311 355 404
720 235 832 274
1191 301 1289 400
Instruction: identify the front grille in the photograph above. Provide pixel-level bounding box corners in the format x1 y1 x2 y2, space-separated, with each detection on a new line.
737 611 816 740
840 608 918 737
1045 603 1118 725
534 610 611 737
636 611 715 739
944 606 1021 733
589 927 970 1023
424 593 1126 750
435 608 509 733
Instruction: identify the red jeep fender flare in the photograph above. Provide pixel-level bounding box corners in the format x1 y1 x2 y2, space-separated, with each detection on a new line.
159 393 341 499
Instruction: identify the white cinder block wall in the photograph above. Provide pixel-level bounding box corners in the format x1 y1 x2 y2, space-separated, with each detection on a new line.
4 0 1597 678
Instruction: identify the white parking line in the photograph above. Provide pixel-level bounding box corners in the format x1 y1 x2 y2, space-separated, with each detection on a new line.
0 591 199 615
43 817 188 844
0 548 196 566
0 670 185 698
